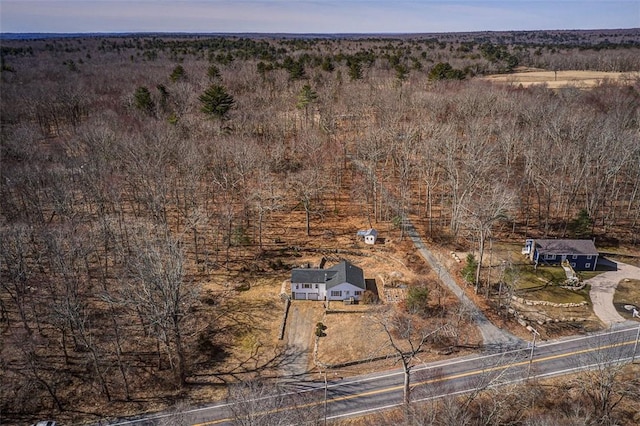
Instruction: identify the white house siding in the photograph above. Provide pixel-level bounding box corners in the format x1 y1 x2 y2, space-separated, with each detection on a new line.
363 229 378 245
291 283 327 300
326 282 365 301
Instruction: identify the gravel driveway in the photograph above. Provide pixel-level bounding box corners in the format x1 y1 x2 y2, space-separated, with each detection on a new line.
282 302 324 378
405 222 522 349
586 261 640 326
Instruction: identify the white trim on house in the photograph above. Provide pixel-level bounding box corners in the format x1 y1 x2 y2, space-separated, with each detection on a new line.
290 261 366 301
292 282 328 300
326 282 365 300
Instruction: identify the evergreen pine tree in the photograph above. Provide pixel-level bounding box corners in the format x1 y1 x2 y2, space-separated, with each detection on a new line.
199 84 235 122
133 86 155 116
296 84 318 125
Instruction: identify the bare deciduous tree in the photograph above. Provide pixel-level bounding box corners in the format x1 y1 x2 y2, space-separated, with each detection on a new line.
460 183 515 294
376 306 444 407
569 333 640 424
126 230 199 387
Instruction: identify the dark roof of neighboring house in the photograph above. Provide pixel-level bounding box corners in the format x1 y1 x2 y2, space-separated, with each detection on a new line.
291 261 365 290
535 239 598 256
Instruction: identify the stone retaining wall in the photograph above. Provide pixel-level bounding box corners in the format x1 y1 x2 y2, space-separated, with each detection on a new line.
509 307 589 326
509 295 590 326
511 295 588 308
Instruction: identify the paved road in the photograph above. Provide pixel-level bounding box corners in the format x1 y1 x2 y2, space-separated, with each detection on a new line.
105 325 640 426
405 222 521 349
587 261 640 326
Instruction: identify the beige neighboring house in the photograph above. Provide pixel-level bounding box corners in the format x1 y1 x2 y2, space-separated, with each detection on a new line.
290 261 366 301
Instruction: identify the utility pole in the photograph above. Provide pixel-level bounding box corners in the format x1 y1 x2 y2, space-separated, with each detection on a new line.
527 326 540 379
323 369 328 426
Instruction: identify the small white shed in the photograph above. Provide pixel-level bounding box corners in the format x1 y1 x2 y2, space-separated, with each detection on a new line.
363 228 378 245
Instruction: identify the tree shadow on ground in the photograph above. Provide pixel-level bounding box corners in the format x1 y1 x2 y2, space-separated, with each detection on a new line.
189 344 309 385
190 295 302 384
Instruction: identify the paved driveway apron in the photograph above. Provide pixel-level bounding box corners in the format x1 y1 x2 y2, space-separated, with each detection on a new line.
586 261 640 326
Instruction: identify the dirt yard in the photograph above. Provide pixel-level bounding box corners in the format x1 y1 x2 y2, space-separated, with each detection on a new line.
317 304 390 367
282 241 478 377
478 69 640 88
613 279 640 320
315 301 480 376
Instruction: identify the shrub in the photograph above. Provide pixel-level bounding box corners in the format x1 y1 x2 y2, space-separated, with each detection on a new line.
461 253 478 284
406 285 430 315
315 322 327 337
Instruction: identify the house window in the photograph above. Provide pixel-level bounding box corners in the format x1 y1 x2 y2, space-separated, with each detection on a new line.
572 255 578 260
296 284 299 289
544 254 556 260
330 291 342 297
571 263 576 268
355 291 363 296
345 291 349 295
314 284 318 289
303 284 312 289
585 263 591 269
586 255 592 260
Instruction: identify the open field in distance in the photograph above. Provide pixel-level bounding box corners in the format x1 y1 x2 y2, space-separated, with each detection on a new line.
479 69 640 88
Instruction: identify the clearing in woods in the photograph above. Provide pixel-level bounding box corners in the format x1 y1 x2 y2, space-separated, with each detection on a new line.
479 69 640 88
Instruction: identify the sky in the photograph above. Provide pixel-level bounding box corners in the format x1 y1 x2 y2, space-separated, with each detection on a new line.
1 0 638 34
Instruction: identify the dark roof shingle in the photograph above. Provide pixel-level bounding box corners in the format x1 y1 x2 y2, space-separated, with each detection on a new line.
291 261 365 290
535 239 598 255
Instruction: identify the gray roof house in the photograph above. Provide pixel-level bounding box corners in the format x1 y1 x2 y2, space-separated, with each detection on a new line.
291 261 366 301
524 239 599 271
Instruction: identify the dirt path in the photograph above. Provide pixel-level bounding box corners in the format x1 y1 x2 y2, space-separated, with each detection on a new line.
586 261 640 326
282 302 324 378
406 222 522 349
349 158 521 349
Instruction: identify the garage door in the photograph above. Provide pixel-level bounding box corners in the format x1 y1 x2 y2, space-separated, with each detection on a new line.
307 293 319 300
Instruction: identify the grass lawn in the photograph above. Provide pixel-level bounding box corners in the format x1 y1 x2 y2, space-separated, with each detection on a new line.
521 284 591 304
514 265 592 304
516 265 569 290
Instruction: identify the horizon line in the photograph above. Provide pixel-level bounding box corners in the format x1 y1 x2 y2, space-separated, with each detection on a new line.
2 27 639 36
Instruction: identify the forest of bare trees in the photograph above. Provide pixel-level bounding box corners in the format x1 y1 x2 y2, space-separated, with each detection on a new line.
1 30 639 424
